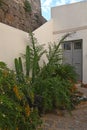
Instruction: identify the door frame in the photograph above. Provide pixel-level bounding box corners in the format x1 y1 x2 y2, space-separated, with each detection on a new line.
62 39 83 82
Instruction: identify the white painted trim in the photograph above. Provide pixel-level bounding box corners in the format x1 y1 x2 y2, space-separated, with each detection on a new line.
53 25 87 34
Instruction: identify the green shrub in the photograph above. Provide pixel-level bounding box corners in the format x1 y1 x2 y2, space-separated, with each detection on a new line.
33 76 74 112
24 0 32 12
32 34 78 112
0 62 41 130
55 64 78 83
14 33 78 114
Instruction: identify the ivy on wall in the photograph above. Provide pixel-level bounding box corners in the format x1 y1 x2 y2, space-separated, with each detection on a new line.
0 0 2 7
24 0 32 13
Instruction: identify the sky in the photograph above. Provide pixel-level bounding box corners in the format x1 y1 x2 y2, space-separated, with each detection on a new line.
41 0 85 20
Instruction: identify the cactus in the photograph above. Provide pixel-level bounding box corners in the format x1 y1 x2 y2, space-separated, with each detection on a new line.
19 57 23 73
14 57 24 83
26 46 31 77
14 58 20 76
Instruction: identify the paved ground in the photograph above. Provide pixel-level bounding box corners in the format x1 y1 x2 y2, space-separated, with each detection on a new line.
41 86 87 130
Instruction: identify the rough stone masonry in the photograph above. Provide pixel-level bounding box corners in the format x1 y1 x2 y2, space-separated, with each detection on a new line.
0 0 46 32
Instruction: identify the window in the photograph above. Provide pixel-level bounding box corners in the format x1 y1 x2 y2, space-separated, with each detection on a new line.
74 41 82 49
64 43 71 50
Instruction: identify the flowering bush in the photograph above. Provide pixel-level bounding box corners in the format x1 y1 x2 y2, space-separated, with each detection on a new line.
0 62 41 130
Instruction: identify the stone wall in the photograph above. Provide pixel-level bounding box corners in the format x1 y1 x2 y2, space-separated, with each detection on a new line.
0 0 46 32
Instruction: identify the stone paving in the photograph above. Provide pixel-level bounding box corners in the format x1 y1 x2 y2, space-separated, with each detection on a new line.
41 86 87 130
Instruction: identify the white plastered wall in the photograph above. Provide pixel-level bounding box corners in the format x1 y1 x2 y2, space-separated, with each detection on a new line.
51 1 87 33
34 19 54 46
0 20 54 69
33 19 54 65
0 23 29 69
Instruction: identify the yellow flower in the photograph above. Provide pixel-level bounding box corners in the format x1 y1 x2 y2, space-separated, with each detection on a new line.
25 104 31 117
3 70 8 77
13 86 22 100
